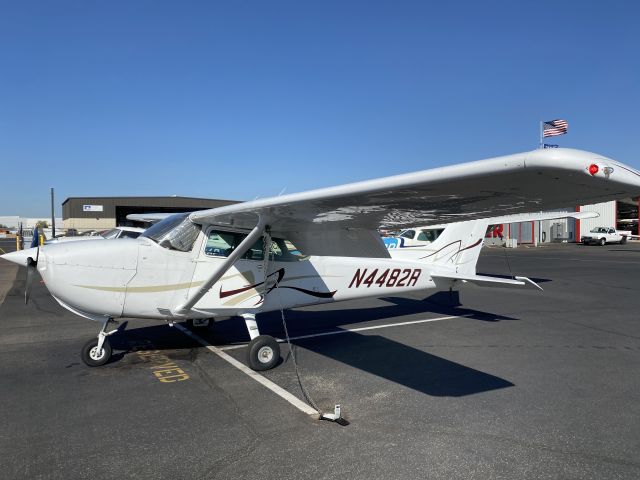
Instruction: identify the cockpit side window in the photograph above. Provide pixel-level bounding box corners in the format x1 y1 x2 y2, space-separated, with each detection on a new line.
204 229 304 262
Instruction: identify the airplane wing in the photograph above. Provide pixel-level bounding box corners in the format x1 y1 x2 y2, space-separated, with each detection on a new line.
189 148 640 257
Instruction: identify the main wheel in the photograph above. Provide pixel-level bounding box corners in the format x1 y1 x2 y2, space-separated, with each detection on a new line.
247 335 280 371
599 238 606 246
81 337 112 367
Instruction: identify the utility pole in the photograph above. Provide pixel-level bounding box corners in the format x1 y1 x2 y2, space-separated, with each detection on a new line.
50 187 56 238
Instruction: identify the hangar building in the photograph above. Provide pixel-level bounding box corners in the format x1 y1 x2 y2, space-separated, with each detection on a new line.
62 196 240 232
486 198 639 245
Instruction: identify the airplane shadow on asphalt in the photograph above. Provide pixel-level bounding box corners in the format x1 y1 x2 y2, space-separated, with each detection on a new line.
107 290 516 397
6 275 515 397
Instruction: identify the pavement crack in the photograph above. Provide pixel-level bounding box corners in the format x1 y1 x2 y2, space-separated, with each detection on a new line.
188 351 266 480
559 319 640 341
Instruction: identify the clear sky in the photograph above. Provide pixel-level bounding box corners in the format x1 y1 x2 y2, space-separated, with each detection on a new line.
1 1 639 217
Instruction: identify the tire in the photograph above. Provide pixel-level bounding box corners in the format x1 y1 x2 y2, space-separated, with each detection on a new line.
620 236 627 245
599 238 606 246
81 337 112 367
582 240 589 245
247 335 280 371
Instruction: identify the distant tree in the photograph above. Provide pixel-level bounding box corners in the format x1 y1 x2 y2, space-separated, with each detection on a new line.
0 224 8 229
35 220 49 229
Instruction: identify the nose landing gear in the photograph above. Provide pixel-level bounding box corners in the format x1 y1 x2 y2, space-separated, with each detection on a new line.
81 318 119 367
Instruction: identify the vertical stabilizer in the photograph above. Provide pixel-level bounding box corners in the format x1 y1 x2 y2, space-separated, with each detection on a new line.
390 220 487 275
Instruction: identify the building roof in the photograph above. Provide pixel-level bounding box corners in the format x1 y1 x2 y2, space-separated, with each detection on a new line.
61 196 241 205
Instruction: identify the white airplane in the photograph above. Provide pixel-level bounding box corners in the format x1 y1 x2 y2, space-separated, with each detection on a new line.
46 226 145 244
3 148 640 370
383 211 598 249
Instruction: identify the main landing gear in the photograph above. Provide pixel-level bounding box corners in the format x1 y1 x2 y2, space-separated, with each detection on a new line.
81 318 119 367
242 313 280 371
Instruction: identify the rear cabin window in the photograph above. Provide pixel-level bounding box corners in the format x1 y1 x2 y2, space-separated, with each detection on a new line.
418 228 444 242
400 230 415 239
204 230 303 262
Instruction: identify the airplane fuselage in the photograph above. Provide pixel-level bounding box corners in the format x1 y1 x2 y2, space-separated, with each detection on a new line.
32 235 438 322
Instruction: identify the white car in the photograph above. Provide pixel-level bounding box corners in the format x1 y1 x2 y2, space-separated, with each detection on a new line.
581 227 627 246
47 227 145 244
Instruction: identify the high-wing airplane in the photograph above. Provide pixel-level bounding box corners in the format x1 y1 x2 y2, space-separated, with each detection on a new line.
3 148 640 370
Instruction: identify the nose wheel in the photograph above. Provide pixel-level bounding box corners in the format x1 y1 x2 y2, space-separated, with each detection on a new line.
81 337 112 367
81 318 119 367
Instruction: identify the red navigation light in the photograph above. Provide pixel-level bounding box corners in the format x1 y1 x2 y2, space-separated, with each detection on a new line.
588 164 599 176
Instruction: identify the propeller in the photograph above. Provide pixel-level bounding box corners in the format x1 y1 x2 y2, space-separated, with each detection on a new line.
24 231 40 305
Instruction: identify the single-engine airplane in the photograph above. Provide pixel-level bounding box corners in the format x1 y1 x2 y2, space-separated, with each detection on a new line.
3 148 640 370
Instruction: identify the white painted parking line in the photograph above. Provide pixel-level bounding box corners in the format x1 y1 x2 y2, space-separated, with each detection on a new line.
219 314 467 351
174 323 318 416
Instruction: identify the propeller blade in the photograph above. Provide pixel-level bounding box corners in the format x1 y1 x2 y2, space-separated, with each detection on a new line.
24 255 37 305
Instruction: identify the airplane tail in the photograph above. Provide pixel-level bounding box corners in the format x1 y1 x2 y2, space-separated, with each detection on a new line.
389 210 598 282
392 220 544 291
415 220 487 275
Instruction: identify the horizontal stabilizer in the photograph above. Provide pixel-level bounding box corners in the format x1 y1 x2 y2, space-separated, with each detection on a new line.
431 273 543 291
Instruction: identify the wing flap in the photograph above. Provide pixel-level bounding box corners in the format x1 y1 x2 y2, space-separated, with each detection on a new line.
287 227 390 258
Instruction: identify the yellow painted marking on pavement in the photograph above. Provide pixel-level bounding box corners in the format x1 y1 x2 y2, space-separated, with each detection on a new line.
136 350 190 383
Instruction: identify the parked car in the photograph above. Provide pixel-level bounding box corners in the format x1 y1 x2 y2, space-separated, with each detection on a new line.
581 227 627 246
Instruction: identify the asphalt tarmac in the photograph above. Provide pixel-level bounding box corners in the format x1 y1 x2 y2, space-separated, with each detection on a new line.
1 243 639 479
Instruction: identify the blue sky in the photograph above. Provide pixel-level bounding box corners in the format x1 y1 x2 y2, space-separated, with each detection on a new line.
1 1 639 217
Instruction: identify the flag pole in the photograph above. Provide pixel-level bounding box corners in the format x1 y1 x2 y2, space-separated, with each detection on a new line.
539 121 543 149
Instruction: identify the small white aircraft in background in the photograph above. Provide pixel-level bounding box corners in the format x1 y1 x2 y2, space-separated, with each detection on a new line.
46 226 145 244
383 211 597 250
3 148 640 370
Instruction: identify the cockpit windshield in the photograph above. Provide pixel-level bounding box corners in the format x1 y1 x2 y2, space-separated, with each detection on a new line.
141 213 201 252
101 228 120 239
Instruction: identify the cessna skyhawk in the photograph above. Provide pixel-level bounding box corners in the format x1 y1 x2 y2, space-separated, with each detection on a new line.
3 148 640 370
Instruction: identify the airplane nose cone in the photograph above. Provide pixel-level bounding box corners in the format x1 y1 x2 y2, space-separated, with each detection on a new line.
0 247 40 267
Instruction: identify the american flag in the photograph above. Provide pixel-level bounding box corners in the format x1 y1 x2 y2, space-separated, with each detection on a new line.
543 119 568 137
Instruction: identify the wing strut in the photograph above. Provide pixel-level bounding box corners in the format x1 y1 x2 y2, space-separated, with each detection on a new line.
173 217 267 315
